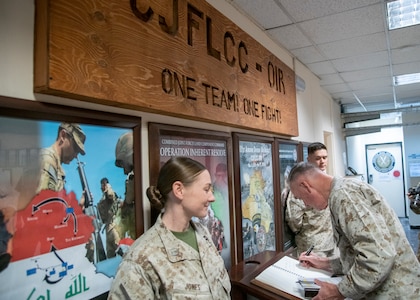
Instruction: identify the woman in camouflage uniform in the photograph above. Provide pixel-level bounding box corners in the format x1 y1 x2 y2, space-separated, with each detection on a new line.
108 157 231 299
289 162 420 300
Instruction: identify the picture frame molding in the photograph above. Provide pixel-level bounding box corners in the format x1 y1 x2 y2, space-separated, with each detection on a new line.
148 122 236 269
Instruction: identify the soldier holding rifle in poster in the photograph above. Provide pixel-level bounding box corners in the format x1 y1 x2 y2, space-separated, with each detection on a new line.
35 123 86 192
36 122 106 263
97 177 121 258
77 156 106 263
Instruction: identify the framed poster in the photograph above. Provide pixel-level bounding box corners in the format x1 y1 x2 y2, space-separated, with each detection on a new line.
301 142 310 162
277 139 300 251
233 133 280 261
0 96 143 299
148 123 235 269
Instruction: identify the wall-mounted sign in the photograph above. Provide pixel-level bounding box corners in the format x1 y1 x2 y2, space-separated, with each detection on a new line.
34 0 298 136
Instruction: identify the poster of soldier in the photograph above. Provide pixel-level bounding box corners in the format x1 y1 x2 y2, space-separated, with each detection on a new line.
278 141 299 250
157 132 233 269
239 140 275 259
0 115 137 299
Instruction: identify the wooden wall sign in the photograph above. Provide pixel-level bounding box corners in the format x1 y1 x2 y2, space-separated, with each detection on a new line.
34 0 298 136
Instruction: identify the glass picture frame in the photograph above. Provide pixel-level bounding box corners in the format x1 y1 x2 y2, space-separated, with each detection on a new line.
148 123 235 269
0 96 143 299
277 139 301 251
233 133 280 261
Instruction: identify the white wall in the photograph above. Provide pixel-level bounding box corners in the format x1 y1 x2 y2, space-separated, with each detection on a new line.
346 127 404 177
0 0 345 229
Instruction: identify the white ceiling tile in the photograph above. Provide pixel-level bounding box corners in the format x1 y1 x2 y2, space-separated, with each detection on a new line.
307 60 337 75
391 46 420 65
322 83 351 94
331 51 389 72
319 74 344 85
349 77 393 91
389 25 420 49
278 0 381 22
291 46 325 64
340 66 391 82
231 0 291 29
330 91 358 103
352 86 394 98
317 32 387 60
299 4 384 45
267 24 312 49
393 61 420 75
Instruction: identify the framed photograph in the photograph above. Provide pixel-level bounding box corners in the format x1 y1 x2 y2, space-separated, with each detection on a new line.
277 139 300 251
148 123 235 269
233 133 280 261
301 141 310 162
0 96 143 299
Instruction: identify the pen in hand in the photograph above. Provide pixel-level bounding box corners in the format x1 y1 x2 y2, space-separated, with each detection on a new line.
305 245 315 256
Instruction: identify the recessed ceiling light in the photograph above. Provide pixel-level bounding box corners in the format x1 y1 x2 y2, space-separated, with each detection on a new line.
387 0 420 30
393 72 420 86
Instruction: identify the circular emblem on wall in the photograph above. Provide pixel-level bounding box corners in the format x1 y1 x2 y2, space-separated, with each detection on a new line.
372 151 395 173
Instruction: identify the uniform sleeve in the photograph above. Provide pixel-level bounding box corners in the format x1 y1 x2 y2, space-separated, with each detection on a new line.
285 192 306 234
108 259 156 300
334 189 396 299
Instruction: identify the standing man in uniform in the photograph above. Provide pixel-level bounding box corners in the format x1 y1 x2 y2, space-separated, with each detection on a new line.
97 178 121 258
115 132 136 239
285 142 338 257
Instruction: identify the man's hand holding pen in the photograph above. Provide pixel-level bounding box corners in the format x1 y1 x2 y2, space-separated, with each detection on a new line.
299 246 331 271
305 245 314 256
298 245 344 300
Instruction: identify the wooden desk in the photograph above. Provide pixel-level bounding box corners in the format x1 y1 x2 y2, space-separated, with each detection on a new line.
229 250 299 300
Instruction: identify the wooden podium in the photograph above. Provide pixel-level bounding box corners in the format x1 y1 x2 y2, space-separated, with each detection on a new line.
229 249 300 300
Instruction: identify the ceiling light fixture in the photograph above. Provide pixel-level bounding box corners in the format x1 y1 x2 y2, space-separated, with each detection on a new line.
387 0 420 30
393 72 420 86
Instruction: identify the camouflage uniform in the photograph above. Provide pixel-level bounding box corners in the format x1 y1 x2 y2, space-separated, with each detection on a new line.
119 171 135 239
409 182 420 261
97 184 120 258
37 146 65 193
36 123 86 193
285 191 336 257
328 177 420 299
114 132 136 239
108 214 231 299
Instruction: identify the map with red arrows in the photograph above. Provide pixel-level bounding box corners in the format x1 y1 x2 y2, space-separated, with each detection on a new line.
11 189 94 262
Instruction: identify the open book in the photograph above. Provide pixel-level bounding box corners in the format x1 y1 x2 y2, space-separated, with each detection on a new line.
251 255 341 299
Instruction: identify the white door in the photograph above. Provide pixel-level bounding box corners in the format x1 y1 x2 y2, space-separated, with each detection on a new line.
366 143 406 217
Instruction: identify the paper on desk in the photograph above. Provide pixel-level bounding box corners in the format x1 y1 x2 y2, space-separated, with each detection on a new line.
252 256 337 299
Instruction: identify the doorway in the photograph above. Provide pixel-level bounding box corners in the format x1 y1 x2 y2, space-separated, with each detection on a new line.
365 142 406 217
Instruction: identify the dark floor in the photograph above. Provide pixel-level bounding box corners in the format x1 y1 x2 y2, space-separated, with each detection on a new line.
399 217 420 254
